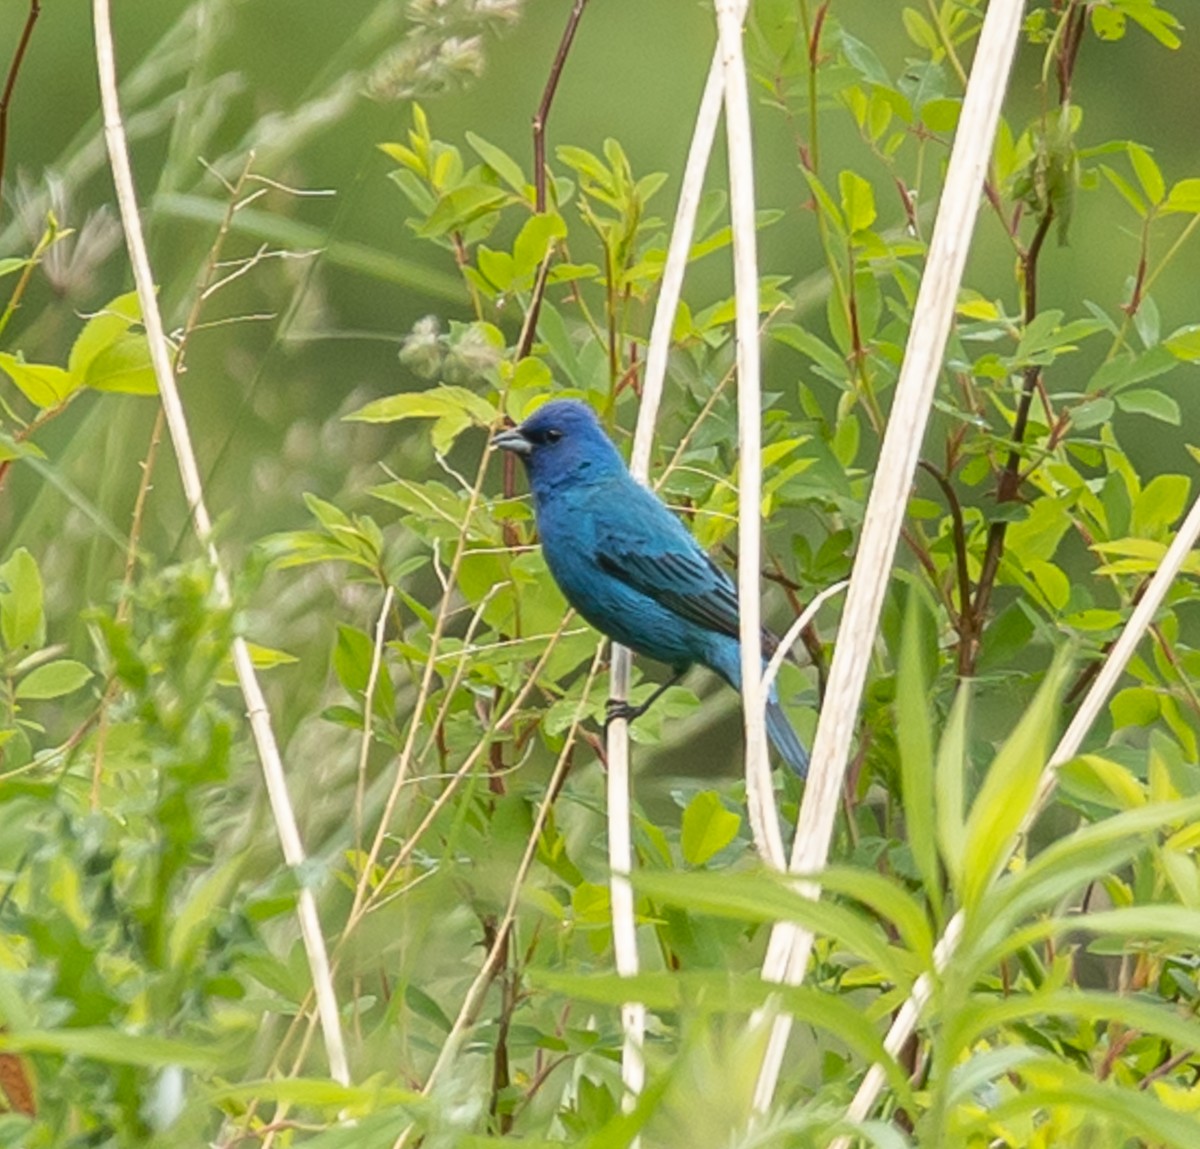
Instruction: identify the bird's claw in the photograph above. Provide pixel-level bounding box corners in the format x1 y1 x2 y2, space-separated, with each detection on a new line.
605 697 642 729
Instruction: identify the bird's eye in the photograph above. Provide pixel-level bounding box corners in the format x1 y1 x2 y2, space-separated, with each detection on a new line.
544 428 563 443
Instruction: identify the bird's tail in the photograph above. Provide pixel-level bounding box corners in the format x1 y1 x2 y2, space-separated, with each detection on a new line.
708 639 810 778
766 695 809 779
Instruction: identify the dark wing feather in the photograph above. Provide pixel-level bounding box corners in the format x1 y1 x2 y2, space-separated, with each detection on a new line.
597 530 780 657
598 546 743 641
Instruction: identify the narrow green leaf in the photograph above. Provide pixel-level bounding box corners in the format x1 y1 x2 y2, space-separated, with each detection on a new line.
1128 143 1165 206
210 1076 422 1111
896 587 941 921
634 871 912 987
956 1057 1200 1149
1100 164 1147 217
772 323 849 381
959 650 1071 911
959 988 1200 1056
0 1028 222 1069
816 866 934 965
169 853 245 971
404 983 452 1033
533 969 913 1108
936 684 970 892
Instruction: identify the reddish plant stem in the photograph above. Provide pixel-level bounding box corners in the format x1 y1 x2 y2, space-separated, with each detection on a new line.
0 0 40 222
532 0 588 216
919 460 972 636
961 205 1055 676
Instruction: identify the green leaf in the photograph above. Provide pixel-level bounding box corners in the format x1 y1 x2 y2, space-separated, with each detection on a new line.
1163 178 1200 214
404 983 452 1033
1131 473 1189 536
965 1060 1200 1149
680 791 740 866
1123 1 1183 50
1088 343 1176 392
1127 143 1165 206
418 185 509 239
0 548 44 651
85 332 158 394
533 968 913 1107
169 853 245 970
1091 6 1126 40
1115 387 1180 423
1058 753 1146 810
816 866 934 964
772 323 849 381
936 684 970 892
976 798 1200 959
959 650 1071 911
347 386 495 427
15 659 92 700
513 211 566 278
838 169 877 233
1165 324 1200 360
1100 164 1147 217
635 871 913 988
211 1076 422 1112
896 587 941 919
0 353 76 408
68 290 143 380
0 1027 223 1069
465 131 529 196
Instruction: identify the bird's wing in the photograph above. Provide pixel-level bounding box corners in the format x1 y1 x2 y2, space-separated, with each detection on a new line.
593 490 778 654
598 542 745 642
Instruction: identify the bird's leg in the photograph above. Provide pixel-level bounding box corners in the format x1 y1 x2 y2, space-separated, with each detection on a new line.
605 667 687 729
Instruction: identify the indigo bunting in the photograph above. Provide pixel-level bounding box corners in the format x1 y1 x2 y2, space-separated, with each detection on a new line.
494 399 809 777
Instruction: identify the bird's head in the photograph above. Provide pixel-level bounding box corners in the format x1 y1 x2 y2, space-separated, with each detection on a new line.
493 399 626 494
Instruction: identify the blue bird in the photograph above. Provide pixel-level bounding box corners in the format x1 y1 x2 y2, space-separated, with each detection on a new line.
493 399 809 777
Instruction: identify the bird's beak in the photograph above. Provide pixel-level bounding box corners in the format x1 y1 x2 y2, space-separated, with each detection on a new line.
492 427 532 457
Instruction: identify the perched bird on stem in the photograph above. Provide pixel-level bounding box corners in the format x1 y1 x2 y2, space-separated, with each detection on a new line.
494 399 809 777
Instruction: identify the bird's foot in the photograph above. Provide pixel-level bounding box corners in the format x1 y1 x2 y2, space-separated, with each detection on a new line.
604 697 645 729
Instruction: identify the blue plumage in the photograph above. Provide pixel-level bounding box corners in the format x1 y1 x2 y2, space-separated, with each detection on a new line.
494 399 809 777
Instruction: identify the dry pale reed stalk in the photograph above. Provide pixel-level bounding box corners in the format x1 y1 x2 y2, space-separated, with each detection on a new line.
751 0 1026 1115
92 0 349 1086
715 0 783 870
606 0 753 1113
